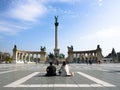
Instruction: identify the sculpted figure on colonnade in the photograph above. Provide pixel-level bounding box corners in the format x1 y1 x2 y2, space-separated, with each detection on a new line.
40 46 46 52
67 45 73 51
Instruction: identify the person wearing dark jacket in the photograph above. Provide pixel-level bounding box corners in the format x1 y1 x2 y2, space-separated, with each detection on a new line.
45 62 56 76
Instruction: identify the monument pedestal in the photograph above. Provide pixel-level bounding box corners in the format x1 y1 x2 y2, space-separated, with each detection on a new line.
54 49 60 58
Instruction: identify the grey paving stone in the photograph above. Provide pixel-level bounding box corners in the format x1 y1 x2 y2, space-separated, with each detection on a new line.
0 63 120 90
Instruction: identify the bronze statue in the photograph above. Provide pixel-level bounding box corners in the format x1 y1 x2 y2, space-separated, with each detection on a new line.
41 46 46 51
55 16 59 26
14 45 16 48
67 45 73 51
55 16 58 23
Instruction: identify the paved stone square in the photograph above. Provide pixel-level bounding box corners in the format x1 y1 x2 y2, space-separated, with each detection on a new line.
0 63 120 90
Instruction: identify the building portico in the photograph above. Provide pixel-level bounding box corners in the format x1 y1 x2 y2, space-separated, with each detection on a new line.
13 45 46 64
67 45 103 63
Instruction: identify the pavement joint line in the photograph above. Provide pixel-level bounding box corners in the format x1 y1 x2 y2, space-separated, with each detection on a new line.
12 84 103 87
4 72 40 87
77 72 116 87
0 70 17 74
4 71 116 88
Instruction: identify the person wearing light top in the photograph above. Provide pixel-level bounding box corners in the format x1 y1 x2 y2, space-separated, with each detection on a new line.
59 61 74 76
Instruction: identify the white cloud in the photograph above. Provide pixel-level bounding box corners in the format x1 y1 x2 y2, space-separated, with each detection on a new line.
81 27 120 39
58 0 80 3
0 0 46 36
95 28 120 38
98 0 103 2
98 0 103 6
8 0 81 22
0 0 48 36
79 27 120 55
0 20 29 35
47 0 80 3
9 0 47 22
0 26 19 35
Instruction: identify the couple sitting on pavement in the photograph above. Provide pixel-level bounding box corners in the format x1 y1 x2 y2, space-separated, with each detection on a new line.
45 61 74 76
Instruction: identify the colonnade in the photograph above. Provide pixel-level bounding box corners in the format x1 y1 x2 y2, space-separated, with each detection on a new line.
67 45 103 63
13 45 46 63
72 51 98 63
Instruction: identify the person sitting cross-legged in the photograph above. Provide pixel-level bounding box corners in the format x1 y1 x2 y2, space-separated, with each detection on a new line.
59 61 74 76
45 62 57 76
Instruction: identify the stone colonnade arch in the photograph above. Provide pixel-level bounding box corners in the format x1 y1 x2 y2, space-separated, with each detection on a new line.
13 45 46 64
67 45 103 63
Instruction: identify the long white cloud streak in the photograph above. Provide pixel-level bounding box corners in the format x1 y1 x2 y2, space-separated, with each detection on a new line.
9 0 80 22
0 0 78 36
9 0 47 21
81 27 120 39
0 0 47 35
47 0 80 3
0 20 28 35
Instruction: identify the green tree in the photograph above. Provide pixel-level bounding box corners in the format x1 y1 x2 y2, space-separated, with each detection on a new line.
5 56 12 63
59 53 65 59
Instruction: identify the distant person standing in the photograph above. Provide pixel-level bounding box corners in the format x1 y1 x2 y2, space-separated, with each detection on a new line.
59 61 74 76
45 62 57 76
89 60 92 65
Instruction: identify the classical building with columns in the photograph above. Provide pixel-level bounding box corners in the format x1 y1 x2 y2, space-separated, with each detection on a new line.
13 45 46 64
67 45 103 63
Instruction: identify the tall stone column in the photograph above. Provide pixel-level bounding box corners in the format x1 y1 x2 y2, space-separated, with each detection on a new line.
54 16 60 58
36 54 38 64
32 53 34 62
28 53 30 62
18 53 20 61
24 52 27 63
21 53 23 62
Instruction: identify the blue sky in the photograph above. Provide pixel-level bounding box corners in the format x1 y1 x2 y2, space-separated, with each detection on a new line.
0 0 120 57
